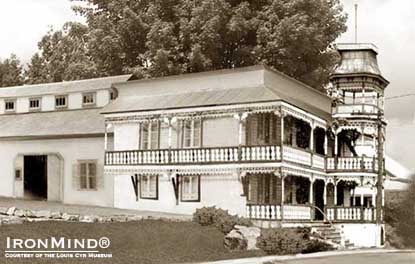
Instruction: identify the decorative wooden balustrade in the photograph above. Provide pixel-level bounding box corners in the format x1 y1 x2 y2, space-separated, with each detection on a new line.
246 204 311 221
326 206 376 222
333 104 379 115
105 145 281 165
105 145 378 174
326 157 378 172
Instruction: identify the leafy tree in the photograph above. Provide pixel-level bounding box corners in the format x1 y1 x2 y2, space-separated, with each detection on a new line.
0 54 24 87
30 0 346 89
25 22 98 84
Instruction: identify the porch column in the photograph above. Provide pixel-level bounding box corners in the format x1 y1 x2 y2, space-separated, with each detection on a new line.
323 181 327 205
334 182 338 205
309 178 314 205
280 110 285 161
310 122 315 152
334 132 338 156
360 194 364 206
281 175 285 220
361 125 365 146
104 122 108 151
324 133 328 155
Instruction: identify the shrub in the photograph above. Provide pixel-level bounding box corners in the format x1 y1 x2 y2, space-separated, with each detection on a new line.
193 207 253 234
301 239 334 253
257 228 310 255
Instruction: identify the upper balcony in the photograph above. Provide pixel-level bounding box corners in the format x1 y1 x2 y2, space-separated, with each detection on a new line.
105 145 378 174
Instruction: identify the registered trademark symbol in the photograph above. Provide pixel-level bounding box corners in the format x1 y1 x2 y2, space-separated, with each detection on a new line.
99 237 110 249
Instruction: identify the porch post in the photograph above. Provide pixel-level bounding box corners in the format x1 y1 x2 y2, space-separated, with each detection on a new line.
309 178 314 205
310 122 315 152
323 181 327 205
281 175 285 221
104 122 108 151
372 190 376 207
334 131 338 156
324 132 328 155
280 109 285 161
334 182 338 205
360 194 364 206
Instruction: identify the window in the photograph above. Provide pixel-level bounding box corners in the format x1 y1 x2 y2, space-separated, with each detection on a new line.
181 175 200 202
141 122 159 149
5 100 15 112
140 175 158 199
110 90 118 101
82 92 96 106
55 95 67 108
182 119 202 148
79 161 97 190
29 98 41 110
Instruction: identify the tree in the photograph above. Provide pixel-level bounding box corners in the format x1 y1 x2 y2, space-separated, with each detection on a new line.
71 0 347 89
0 54 24 87
25 22 98 84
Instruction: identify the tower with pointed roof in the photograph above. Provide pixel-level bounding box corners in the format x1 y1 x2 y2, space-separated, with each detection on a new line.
329 43 388 234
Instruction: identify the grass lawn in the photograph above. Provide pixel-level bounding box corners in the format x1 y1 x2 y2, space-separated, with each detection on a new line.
0 220 265 264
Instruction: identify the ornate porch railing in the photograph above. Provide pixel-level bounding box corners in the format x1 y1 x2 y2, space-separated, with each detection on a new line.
333 104 380 115
105 145 281 165
326 157 378 172
326 206 376 222
246 204 281 220
246 204 311 221
283 205 312 220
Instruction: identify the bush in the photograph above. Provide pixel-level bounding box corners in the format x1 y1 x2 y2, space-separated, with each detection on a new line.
257 228 310 255
257 228 333 255
193 207 253 234
302 240 334 253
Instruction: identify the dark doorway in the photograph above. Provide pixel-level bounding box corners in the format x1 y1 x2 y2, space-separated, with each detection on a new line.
24 155 47 200
313 180 325 221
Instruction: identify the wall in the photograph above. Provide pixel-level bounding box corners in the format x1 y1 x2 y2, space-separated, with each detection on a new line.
113 172 246 216
0 137 112 207
335 223 384 248
202 117 239 147
0 90 111 115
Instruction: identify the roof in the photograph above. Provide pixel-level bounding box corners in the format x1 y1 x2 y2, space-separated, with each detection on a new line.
0 74 132 98
0 109 104 139
331 43 388 85
102 65 332 120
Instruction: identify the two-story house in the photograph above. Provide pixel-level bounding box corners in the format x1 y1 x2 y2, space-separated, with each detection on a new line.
102 43 388 247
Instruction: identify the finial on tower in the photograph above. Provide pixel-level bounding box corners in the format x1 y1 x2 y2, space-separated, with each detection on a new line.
354 1 358 43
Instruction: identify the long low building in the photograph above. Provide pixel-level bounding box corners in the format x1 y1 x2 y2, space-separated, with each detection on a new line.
0 43 401 248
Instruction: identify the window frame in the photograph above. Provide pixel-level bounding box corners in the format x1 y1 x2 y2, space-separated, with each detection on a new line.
140 122 160 150
78 160 97 191
55 95 68 109
139 174 159 200
29 97 41 111
180 175 201 202
4 99 16 112
82 92 96 107
181 119 202 148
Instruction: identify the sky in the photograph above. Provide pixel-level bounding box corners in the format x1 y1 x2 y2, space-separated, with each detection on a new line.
0 0 414 99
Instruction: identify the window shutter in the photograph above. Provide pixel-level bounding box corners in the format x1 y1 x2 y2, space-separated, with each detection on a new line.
72 163 80 189
149 175 157 198
80 163 87 189
96 163 104 189
88 162 97 189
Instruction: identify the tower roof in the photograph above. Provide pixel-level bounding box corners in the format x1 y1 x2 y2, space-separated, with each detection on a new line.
331 43 389 86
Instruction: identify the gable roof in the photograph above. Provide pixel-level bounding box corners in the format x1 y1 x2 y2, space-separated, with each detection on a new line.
0 74 132 98
0 108 104 139
102 65 332 120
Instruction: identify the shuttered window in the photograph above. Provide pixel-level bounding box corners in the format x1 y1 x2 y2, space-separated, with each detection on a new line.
79 161 97 190
181 175 200 202
140 175 158 199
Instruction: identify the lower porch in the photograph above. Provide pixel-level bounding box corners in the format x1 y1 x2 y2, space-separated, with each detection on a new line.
245 173 382 223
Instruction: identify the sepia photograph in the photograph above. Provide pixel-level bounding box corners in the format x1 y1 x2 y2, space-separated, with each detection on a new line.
0 0 414 263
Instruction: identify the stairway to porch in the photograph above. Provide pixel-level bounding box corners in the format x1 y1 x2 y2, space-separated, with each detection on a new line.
311 223 355 249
